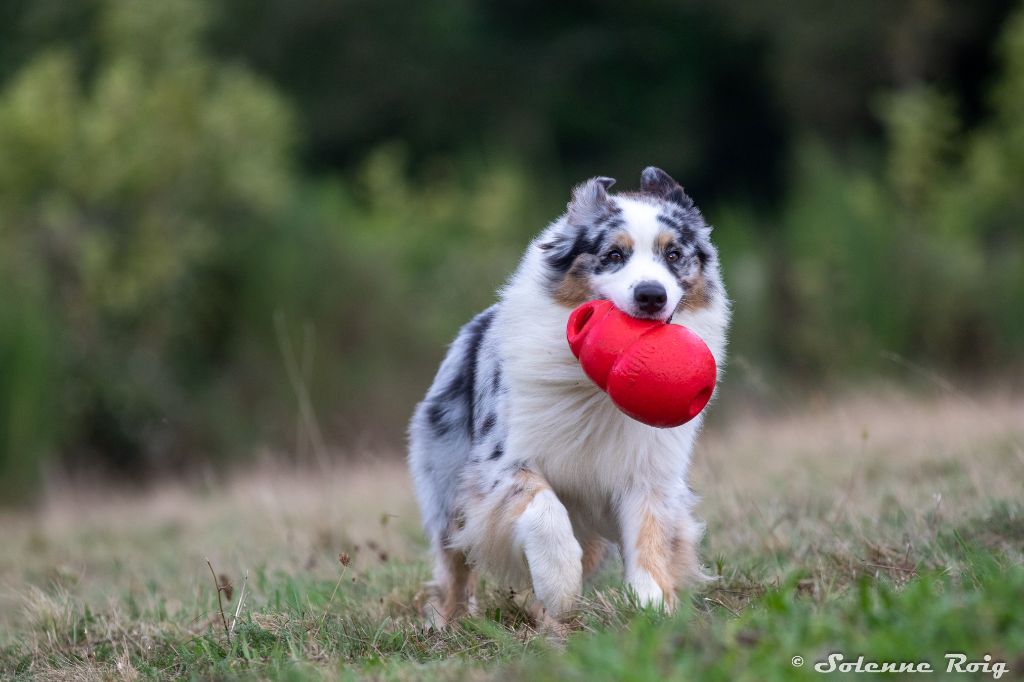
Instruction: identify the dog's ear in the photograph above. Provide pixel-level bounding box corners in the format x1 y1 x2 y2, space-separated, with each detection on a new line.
567 176 615 225
641 166 693 209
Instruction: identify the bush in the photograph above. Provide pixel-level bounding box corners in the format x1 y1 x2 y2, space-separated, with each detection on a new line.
0 0 295 486
0 0 554 490
725 8 1024 379
3 0 1024 502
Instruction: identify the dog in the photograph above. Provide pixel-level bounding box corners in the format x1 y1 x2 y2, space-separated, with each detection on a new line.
408 167 730 626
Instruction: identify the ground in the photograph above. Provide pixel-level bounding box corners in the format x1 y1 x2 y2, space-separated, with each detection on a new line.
1 387 1023 680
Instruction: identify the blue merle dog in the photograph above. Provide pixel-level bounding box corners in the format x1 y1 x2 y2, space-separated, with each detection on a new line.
408 167 730 626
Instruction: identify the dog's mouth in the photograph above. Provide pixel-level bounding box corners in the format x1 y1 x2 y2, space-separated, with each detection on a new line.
589 296 674 324
631 310 673 324
624 306 674 324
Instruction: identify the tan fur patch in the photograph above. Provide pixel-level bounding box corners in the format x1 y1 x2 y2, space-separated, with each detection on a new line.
655 228 713 313
426 546 476 627
506 469 550 517
670 532 699 586
636 511 678 608
481 469 551 553
679 273 712 312
553 262 593 308
656 230 676 253
612 232 635 252
581 534 608 578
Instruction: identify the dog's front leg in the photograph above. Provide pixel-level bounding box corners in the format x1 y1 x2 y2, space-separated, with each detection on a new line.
456 465 583 621
617 490 693 611
513 474 584 620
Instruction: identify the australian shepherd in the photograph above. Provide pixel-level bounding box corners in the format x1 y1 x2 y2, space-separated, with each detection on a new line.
408 167 730 626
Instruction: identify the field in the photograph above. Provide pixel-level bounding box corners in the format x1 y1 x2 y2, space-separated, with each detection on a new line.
1 388 1023 681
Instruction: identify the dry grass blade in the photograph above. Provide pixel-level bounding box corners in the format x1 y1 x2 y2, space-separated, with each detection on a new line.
230 570 249 636
205 558 231 647
312 553 351 638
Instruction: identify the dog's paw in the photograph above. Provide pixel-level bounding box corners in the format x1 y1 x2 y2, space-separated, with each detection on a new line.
527 599 576 642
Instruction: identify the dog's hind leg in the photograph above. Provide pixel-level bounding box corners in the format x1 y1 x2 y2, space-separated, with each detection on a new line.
424 545 476 628
580 534 610 581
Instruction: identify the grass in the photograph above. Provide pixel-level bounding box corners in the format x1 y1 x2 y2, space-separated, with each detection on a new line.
1 387 1023 680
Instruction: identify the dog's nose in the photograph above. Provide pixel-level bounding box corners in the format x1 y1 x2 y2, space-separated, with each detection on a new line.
634 282 668 314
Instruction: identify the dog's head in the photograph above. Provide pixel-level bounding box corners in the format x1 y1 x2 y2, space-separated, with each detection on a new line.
540 167 719 321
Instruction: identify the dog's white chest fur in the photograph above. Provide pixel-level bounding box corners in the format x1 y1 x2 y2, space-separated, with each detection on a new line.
498 280 703 504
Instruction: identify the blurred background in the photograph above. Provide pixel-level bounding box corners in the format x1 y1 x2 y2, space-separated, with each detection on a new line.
1 0 1022 504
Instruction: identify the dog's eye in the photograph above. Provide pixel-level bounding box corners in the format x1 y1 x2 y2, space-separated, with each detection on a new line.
606 249 625 264
666 249 682 263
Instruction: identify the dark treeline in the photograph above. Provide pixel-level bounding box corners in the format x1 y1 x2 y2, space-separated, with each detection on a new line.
1 0 1022 502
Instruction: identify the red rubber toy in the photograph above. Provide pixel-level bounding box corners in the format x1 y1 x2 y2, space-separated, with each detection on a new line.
566 299 717 428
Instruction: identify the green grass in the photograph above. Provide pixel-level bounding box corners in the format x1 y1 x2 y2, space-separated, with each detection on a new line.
1 389 1022 680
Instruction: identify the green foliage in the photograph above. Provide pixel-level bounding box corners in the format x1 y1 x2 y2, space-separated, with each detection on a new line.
0 0 295 485
727 7 1024 378
0 0 557 487
2 0 1024 495
208 0 790 200
0 282 56 505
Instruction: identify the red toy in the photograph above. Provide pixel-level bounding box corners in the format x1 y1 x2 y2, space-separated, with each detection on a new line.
566 299 717 428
